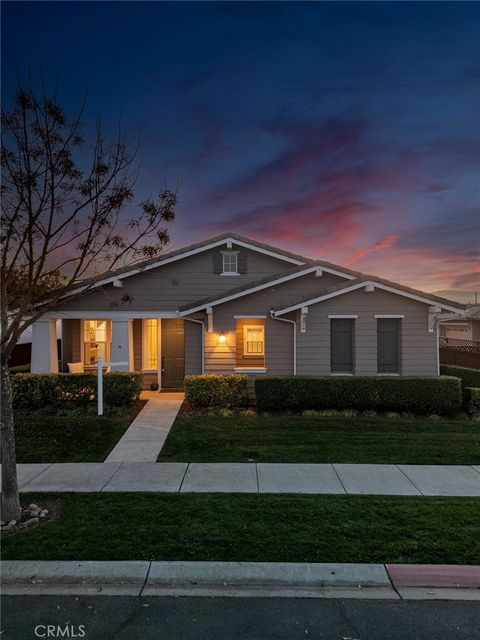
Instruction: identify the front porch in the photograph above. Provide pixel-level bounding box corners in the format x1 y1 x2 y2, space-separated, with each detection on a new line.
31 316 203 390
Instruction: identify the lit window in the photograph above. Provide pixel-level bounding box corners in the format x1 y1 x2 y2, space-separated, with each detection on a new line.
143 319 158 370
222 252 238 274
83 320 110 364
243 325 264 356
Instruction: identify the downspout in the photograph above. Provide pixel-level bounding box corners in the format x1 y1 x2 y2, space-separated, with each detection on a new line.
184 317 205 374
270 310 296 375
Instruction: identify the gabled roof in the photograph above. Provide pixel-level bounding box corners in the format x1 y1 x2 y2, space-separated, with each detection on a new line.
66 233 312 297
178 260 362 315
272 276 466 315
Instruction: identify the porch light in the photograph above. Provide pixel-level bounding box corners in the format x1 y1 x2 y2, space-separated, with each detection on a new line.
218 332 227 346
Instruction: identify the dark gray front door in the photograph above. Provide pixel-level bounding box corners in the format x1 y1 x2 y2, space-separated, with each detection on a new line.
161 319 185 389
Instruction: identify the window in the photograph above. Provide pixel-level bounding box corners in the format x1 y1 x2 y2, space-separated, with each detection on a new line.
222 251 238 274
243 325 265 356
143 319 159 370
377 318 400 373
330 319 354 373
83 320 111 364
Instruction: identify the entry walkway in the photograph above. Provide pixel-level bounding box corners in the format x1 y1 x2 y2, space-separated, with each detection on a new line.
104 391 184 463
15 462 480 495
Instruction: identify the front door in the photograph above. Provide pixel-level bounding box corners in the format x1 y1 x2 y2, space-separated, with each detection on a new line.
161 319 185 389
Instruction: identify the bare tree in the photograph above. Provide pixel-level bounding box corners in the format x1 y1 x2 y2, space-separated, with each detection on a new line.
1 86 177 521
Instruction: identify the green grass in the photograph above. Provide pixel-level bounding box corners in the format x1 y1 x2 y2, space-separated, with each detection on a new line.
158 415 480 464
2 493 479 564
14 405 143 463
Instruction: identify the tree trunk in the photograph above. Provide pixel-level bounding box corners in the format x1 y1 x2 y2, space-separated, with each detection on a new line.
1 363 21 522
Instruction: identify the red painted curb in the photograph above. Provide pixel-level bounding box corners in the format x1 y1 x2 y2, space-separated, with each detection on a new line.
386 564 480 589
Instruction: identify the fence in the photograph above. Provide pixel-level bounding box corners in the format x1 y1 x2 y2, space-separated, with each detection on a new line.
439 337 480 353
439 337 480 369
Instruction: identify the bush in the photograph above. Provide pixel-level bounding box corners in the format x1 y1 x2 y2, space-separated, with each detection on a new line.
440 365 480 389
184 374 249 408
255 376 462 416
9 363 31 374
464 387 480 417
11 372 143 414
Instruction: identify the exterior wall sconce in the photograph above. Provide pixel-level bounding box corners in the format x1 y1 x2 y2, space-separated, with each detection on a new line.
218 332 227 346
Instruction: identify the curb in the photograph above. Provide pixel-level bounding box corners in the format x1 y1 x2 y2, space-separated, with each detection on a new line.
2 561 479 599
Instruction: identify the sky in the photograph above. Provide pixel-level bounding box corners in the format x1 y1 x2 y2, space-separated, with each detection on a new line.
2 1 479 292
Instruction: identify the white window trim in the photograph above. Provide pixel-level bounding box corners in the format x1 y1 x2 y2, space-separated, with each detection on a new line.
221 250 239 276
234 367 267 373
375 314 404 319
243 324 265 357
81 320 111 365
328 314 358 319
142 319 159 372
234 315 267 319
330 372 354 376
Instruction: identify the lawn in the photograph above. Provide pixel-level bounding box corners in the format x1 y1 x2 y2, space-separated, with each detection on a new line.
2 493 479 564
14 404 144 463
158 415 480 464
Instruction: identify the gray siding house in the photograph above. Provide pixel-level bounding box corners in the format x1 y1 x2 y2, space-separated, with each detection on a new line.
31 233 465 389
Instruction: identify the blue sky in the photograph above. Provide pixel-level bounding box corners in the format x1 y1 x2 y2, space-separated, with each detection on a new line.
2 1 479 291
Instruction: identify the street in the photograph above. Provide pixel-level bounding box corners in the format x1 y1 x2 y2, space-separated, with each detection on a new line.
2 595 480 640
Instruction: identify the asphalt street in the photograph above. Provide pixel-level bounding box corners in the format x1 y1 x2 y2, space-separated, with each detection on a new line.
2 595 480 640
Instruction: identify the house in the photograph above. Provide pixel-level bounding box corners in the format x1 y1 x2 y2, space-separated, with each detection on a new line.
439 305 480 369
30 233 465 389
439 306 480 342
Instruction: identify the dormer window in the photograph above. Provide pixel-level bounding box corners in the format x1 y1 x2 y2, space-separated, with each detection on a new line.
222 251 239 275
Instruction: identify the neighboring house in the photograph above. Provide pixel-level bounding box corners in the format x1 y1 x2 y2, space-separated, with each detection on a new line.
439 306 480 342
439 306 480 369
30 233 465 389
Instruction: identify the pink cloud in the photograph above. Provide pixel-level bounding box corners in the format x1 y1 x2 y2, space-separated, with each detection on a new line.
344 233 399 266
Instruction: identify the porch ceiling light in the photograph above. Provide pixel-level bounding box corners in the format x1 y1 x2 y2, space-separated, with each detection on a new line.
218 332 227 346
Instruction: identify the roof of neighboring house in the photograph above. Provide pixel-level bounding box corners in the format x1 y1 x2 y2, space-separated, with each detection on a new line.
271 276 466 315
178 260 364 315
466 305 480 319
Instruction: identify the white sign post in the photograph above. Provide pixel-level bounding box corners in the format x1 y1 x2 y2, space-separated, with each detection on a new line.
97 355 129 416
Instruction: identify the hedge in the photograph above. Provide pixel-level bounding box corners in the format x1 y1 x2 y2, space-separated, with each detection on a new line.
440 365 480 389
255 376 462 415
464 387 480 417
184 374 249 408
11 372 143 414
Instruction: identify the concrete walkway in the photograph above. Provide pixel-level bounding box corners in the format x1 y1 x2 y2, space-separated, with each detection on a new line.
104 391 184 463
14 462 480 495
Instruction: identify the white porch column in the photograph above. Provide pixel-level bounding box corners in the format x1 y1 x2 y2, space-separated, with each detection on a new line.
31 319 58 373
110 319 132 371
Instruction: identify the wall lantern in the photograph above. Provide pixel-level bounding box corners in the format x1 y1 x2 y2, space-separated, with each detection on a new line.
218 332 227 346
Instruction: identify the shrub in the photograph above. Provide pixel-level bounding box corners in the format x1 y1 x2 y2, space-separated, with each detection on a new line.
440 365 480 389
184 374 249 409
255 376 462 416
464 387 480 417
11 372 143 414
9 363 31 374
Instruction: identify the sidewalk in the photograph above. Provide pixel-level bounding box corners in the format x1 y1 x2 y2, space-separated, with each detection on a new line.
104 391 184 463
2 561 479 599
14 462 480 495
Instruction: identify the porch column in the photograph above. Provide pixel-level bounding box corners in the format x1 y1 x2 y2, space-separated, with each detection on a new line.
110 319 133 371
31 319 58 373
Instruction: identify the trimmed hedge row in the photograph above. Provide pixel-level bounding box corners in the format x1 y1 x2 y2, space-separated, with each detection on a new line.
440 365 480 389
464 387 480 417
255 376 462 415
184 374 249 408
11 372 143 413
